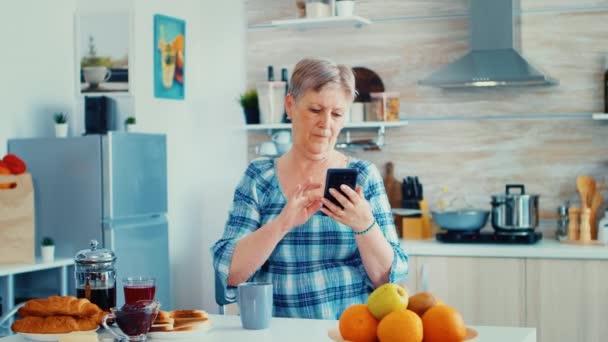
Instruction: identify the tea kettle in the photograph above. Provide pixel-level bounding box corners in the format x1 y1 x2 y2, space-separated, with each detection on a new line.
74 240 117 311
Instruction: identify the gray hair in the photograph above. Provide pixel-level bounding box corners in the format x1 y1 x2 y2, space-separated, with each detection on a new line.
289 58 356 102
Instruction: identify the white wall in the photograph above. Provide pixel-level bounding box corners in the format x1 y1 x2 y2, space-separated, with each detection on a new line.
1 0 247 311
0 0 77 153
131 0 247 312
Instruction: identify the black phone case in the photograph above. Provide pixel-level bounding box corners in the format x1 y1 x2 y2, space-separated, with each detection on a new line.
322 168 358 213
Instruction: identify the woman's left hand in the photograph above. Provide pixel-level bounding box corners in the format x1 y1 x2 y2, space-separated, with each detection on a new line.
320 185 375 233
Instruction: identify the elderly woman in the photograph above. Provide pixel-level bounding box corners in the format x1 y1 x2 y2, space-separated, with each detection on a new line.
211 58 408 320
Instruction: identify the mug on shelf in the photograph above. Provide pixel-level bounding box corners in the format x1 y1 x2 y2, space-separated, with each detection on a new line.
256 141 278 157
272 131 292 155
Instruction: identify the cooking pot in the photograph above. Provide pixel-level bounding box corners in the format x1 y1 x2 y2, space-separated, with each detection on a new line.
431 210 490 231
491 184 539 232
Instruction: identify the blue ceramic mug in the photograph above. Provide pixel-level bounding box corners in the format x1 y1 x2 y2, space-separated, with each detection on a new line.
237 282 273 330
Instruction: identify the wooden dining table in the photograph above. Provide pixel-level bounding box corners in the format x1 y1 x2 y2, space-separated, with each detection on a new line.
1 314 537 341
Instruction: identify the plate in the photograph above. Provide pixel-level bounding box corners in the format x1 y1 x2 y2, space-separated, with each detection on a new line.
17 329 98 341
328 326 478 342
147 322 213 340
352 66 384 102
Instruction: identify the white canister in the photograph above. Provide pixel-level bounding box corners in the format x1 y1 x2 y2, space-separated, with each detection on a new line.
306 0 331 18
350 102 364 122
257 82 287 124
336 0 355 17
41 246 55 263
55 123 68 138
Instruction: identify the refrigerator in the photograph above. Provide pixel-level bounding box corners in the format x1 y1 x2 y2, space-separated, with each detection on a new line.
8 133 171 309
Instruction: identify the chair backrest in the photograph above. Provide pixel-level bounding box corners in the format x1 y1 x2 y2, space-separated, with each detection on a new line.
215 271 237 312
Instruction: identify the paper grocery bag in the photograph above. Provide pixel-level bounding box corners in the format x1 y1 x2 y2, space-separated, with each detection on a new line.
0 173 35 264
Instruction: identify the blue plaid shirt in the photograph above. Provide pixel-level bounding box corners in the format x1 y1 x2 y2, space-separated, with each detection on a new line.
211 157 408 319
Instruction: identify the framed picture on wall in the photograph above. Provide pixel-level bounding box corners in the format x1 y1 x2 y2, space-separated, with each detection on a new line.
154 14 185 100
76 12 132 94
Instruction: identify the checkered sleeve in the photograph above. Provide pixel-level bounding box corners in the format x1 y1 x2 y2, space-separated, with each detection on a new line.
211 162 263 299
359 162 409 287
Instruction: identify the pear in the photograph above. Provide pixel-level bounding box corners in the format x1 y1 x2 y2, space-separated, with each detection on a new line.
367 283 409 320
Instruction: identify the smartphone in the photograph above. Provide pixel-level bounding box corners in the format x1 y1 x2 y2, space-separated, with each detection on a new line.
322 168 358 214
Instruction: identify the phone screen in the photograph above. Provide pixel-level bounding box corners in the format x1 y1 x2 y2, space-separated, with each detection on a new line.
322 168 358 213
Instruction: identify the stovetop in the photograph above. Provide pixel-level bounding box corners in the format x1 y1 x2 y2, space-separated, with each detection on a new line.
436 230 542 244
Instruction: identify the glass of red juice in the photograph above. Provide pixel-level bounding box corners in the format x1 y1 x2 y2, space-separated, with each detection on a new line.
123 277 156 304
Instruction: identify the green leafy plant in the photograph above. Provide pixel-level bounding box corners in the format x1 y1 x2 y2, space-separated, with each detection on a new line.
238 89 258 110
125 116 136 125
81 35 112 68
41 237 54 246
53 112 68 124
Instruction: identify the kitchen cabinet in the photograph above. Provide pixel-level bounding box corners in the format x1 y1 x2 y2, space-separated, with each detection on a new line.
405 256 526 327
526 259 608 342
0 258 74 328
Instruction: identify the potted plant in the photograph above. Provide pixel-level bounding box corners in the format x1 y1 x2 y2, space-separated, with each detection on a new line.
124 116 137 132
81 35 112 89
239 89 260 124
335 0 355 16
53 112 68 138
41 237 55 263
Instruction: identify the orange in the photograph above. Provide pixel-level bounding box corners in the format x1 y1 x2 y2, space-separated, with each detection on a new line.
407 292 437 317
0 164 11 189
172 34 184 52
377 308 422 342
339 304 379 342
422 304 466 342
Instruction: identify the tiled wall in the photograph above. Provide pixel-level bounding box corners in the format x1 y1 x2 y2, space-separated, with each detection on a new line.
244 0 608 229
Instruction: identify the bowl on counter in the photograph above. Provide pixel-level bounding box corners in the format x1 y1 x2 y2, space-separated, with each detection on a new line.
431 209 490 232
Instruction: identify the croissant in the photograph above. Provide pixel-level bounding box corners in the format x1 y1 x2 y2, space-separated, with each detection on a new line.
11 316 98 334
18 296 102 318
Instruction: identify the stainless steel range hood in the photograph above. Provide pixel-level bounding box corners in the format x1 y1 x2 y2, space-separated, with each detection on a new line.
419 0 558 88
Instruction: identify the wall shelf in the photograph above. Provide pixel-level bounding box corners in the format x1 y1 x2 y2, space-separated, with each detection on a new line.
248 6 608 31
270 15 371 30
245 120 407 130
592 113 608 120
246 121 407 152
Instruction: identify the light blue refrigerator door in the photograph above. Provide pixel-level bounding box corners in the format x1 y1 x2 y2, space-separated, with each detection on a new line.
104 215 171 309
8 136 103 258
103 133 167 219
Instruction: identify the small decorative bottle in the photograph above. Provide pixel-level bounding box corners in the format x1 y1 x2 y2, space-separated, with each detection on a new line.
567 207 580 241
604 56 608 113
556 204 569 241
579 208 591 242
281 68 291 123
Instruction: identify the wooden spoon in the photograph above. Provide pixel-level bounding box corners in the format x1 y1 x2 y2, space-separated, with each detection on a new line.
587 177 596 208
576 175 587 209
577 175 591 209
590 191 604 240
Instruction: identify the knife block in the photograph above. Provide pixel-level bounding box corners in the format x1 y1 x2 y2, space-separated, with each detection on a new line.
394 199 432 240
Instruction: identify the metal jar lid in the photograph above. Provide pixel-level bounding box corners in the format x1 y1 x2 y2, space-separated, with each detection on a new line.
75 240 116 266
491 184 540 202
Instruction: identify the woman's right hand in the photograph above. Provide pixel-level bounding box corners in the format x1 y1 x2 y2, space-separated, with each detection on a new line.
277 179 322 231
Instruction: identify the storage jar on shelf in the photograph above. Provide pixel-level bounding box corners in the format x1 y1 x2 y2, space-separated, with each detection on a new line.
306 0 332 18
368 92 400 121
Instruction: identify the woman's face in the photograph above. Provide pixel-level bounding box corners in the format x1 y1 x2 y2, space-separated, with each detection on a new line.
286 85 350 159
